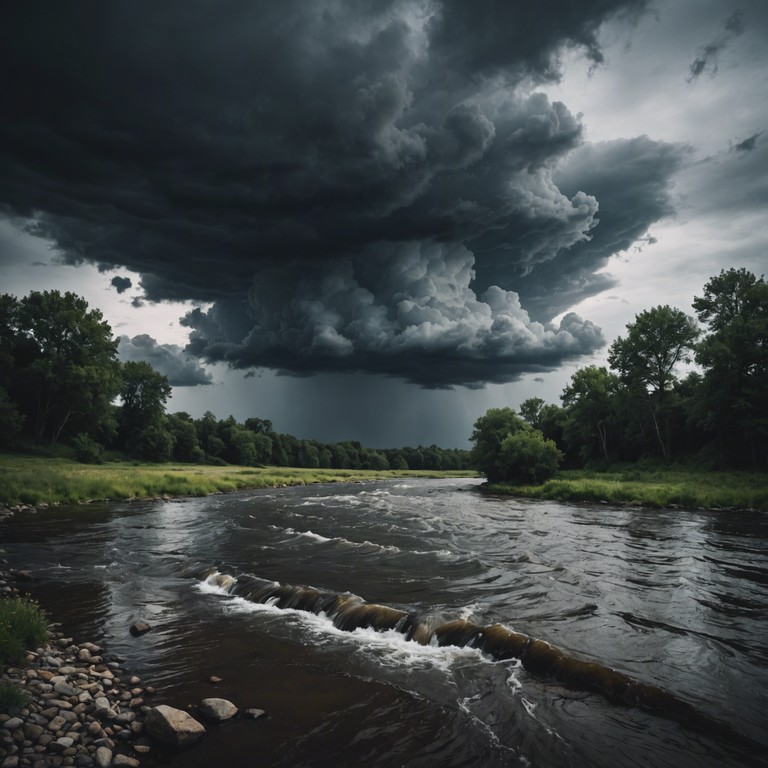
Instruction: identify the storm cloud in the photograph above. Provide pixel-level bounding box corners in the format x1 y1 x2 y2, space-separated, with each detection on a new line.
1 0 677 387
110 276 132 294
118 334 213 387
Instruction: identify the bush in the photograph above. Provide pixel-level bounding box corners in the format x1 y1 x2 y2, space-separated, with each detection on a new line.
0 596 49 667
497 429 563 484
0 682 28 712
72 432 104 464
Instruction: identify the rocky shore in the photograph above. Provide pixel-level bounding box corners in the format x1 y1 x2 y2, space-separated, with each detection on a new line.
0 504 266 767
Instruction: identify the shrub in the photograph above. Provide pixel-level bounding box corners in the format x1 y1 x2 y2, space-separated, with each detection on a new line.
0 682 28 712
72 432 104 464
0 596 49 667
497 429 563 484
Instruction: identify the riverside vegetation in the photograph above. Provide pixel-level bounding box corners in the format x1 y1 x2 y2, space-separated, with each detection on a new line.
0 455 475 508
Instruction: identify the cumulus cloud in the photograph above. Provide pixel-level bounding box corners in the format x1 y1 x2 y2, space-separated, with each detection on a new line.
110 276 132 294
0 0 669 387
118 334 213 387
183 243 604 387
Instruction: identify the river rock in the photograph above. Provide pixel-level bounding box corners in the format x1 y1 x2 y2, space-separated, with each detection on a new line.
129 622 151 637
112 756 140 767
94 746 112 768
144 705 206 746
244 708 267 720
198 697 238 721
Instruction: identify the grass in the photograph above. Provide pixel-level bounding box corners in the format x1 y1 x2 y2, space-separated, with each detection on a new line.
0 596 49 667
0 454 477 507
485 468 768 510
0 682 29 712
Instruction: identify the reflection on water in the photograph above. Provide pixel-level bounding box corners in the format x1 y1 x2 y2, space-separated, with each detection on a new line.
3 480 768 768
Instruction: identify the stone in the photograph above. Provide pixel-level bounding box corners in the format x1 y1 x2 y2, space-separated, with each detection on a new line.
22 723 44 741
198 698 238 722
113 756 139 767
16 570 32 580
244 708 267 720
93 747 112 768
47 715 67 732
144 705 205 747
128 622 151 637
132 744 150 754
208 675 222 684
4 718 23 731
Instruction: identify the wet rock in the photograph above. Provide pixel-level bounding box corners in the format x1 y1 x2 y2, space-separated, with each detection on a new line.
244 708 267 720
198 697 238 722
208 675 222 684
144 705 205 747
128 622 151 637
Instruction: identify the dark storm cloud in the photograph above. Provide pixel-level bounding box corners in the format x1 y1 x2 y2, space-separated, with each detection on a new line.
732 132 762 153
118 334 212 387
110 276 132 294
486 136 688 321
687 10 744 82
1 0 664 387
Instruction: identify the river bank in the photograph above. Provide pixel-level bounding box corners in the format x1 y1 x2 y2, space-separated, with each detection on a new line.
0 455 477 507
483 467 768 511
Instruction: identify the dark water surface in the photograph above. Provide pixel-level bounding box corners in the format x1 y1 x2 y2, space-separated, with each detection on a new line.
3 479 767 767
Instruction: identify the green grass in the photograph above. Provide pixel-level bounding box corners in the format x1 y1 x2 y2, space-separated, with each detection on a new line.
0 454 477 506
0 596 49 667
0 683 28 712
485 468 768 511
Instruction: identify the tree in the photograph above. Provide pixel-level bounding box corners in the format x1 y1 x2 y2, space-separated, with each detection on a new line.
118 361 173 459
692 269 768 466
608 305 699 458
519 397 546 430
4 290 121 444
470 408 528 481
561 366 618 464
497 430 562 484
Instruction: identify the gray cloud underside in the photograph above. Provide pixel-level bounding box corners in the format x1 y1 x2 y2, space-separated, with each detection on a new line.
1 0 681 387
687 9 744 82
118 334 213 387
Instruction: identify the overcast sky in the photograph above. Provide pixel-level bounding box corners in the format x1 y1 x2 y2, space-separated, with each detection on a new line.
1 0 766 447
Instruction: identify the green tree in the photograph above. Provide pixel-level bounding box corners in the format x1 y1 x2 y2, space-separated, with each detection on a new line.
692 268 768 466
608 305 699 458
561 366 618 464
168 412 205 463
497 429 562 484
118 361 173 460
470 408 528 481
4 291 121 443
519 397 546 430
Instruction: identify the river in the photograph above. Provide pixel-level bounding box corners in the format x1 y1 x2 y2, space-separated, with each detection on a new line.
3 478 767 767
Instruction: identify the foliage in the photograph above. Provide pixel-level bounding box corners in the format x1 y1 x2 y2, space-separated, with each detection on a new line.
1 290 121 444
692 269 767 468
0 596 49 667
608 305 699 458
72 432 104 464
0 682 29 712
470 408 530 481
0 386 25 449
470 408 561 483
497 429 562 484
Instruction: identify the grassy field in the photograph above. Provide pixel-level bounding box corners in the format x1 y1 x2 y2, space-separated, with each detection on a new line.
0 454 477 506
485 468 768 511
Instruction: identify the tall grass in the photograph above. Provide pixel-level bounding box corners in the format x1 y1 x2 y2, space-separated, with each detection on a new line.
0 455 476 506
0 596 49 666
486 468 768 510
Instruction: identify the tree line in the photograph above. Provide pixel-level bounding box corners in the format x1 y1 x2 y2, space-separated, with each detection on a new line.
472 268 767 481
0 289 470 471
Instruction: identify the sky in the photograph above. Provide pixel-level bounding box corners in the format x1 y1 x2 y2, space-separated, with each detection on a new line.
1 0 766 448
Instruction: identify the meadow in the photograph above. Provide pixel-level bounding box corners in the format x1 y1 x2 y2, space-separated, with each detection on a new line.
0 454 477 506
486 467 768 511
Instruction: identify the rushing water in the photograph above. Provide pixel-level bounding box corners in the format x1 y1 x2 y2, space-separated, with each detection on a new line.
3 478 768 767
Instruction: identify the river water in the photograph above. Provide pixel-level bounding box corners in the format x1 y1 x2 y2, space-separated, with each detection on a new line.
3 478 767 767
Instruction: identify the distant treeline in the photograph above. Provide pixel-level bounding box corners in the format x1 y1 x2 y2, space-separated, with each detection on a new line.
0 290 470 470
507 268 767 472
